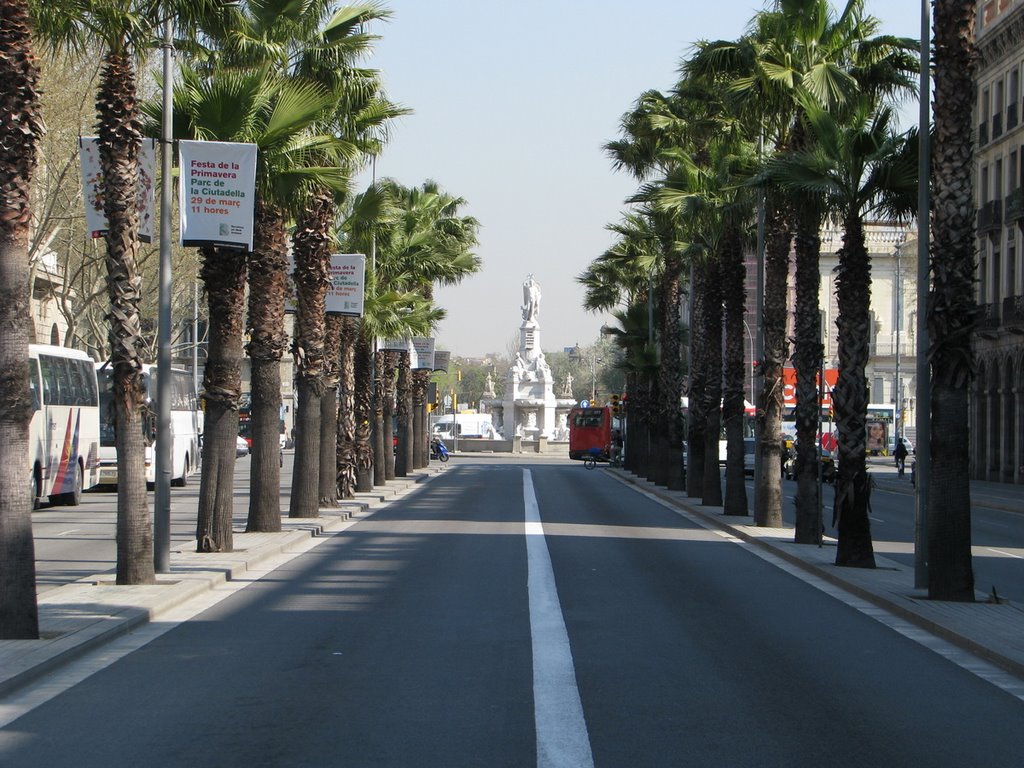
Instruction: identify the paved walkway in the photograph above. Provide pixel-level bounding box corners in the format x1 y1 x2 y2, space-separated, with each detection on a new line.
0 470 441 698
4 458 1024 702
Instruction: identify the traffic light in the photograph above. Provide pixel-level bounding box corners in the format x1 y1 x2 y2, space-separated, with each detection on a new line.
610 393 624 418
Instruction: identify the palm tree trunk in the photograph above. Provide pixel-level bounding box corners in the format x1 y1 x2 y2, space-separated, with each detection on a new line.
412 369 430 468
833 217 876 568
755 199 790 527
928 0 977 600
383 351 398 480
289 193 332 518
197 246 246 552
686 266 707 497
395 350 412 476
319 315 341 506
701 259 724 507
372 348 387 486
97 49 153 583
721 227 749 516
337 318 359 498
246 202 288 530
658 259 685 490
793 210 824 543
354 331 374 492
0 0 42 637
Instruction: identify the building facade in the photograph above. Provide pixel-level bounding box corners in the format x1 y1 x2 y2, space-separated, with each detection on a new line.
974 0 1024 483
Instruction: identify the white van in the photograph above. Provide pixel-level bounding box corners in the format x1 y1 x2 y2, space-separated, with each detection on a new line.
432 413 496 439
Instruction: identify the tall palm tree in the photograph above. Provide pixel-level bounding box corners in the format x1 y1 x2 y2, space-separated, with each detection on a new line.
144 64 349 546
928 0 977 601
32 0 169 582
766 98 916 567
289 189 333 516
580 212 664 477
687 0 917 529
0 0 44 639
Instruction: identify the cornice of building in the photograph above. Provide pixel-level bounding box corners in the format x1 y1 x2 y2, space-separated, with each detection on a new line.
977 2 1024 70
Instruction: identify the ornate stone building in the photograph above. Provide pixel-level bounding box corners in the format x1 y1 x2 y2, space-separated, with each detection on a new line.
973 0 1024 483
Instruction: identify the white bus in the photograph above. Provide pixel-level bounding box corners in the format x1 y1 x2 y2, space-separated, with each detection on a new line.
29 344 101 507
96 363 201 487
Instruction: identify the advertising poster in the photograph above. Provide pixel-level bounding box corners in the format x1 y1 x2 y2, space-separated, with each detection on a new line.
325 253 366 317
433 350 450 373
412 337 435 370
178 140 257 251
79 137 157 243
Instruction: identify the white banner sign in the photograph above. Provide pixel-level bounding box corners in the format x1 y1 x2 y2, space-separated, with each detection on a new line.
179 140 257 251
79 137 157 243
325 253 366 317
412 337 435 370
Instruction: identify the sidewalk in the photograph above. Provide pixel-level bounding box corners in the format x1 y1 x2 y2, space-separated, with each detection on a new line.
609 467 1024 682
0 468 443 698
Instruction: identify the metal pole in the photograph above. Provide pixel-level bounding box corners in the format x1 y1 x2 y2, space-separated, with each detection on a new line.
895 236 902 439
753 164 766 516
192 280 199 394
914 0 931 589
154 14 174 573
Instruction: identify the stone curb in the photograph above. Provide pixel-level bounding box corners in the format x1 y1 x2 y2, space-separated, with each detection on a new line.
609 469 1024 682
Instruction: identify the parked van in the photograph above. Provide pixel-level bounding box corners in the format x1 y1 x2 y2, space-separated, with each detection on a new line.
431 413 497 439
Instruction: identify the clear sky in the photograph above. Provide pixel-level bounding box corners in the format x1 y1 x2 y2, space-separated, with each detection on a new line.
357 1 923 358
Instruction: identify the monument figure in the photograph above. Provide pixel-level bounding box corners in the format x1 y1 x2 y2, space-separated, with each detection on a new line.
521 274 541 322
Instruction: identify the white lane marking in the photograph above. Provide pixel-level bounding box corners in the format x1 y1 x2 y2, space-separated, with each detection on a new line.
523 469 594 768
987 547 1024 560
609 475 1024 703
56 529 80 537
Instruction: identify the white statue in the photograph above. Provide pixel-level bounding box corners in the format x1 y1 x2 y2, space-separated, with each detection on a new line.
483 371 496 398
561 372 573 397
521 275 541 322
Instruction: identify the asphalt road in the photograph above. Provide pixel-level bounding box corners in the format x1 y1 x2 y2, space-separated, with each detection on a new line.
5 459 1024 767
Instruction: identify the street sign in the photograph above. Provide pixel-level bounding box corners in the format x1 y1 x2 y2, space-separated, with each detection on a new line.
580 399 590 408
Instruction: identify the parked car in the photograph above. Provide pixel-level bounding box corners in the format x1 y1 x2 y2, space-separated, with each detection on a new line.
236 435 250 458
743 437 756 475
783 444 836 483
886 435 915 455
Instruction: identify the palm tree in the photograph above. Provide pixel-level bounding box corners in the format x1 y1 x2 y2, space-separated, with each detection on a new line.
0 0 44 639
144 64 349 546
319 314 342 505
686 0 917 529
32 0 170 583
765 98 916 567
289 190 333 516
580 210 666 480
927 0 977 601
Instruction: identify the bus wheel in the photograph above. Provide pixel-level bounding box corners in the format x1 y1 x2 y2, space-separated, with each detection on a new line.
53 463 83 507
173 457 189 488
30 469 40 510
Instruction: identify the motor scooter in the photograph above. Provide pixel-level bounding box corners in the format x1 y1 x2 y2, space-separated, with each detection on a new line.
430 436 450 462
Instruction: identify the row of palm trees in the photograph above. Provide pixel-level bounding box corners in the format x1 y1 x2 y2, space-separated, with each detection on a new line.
0 0 479 639
582 0 977 602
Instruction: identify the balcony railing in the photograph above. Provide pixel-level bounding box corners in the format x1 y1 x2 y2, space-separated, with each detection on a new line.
977 302 1001 331
1006 187 1024 227
1009 102 1020 130
977 199 1003 236
993 111 1004 139
1003 295 1024 327
979 120 990 145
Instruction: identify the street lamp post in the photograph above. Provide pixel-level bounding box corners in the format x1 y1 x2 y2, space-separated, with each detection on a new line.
742 318 755 406
894 234 904 441
914 0 931 589
154 14 175 573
